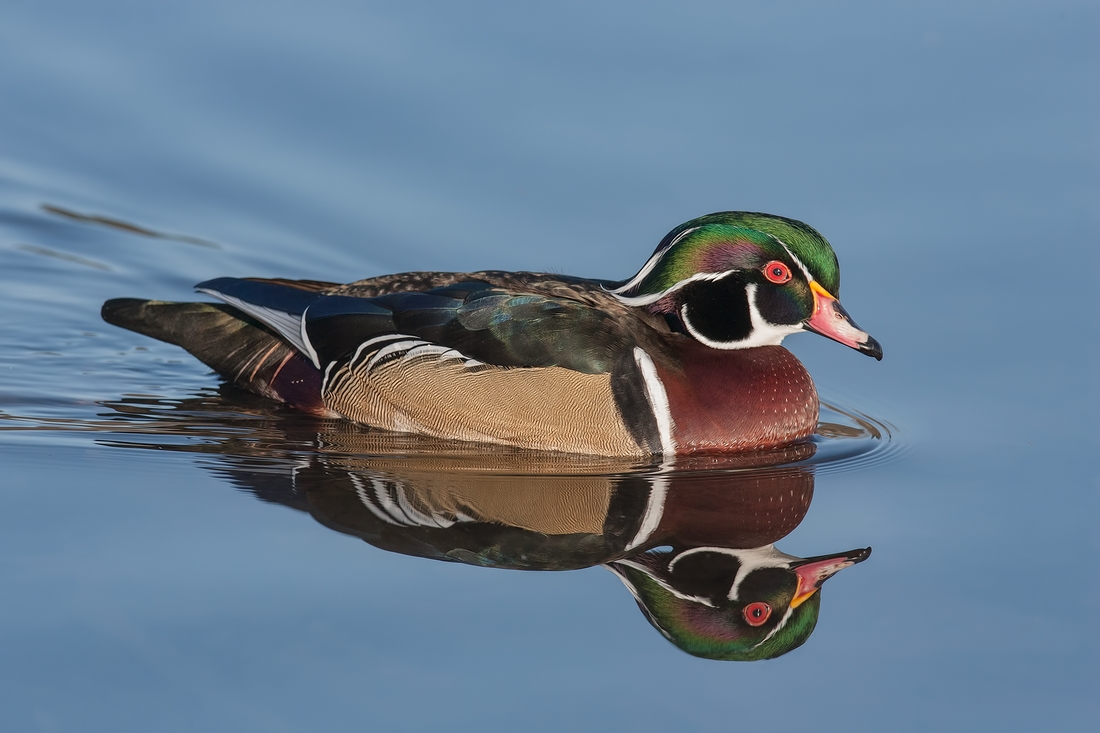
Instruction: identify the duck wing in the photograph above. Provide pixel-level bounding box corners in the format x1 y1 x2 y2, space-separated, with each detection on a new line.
195 276 636 373
187 276 663 455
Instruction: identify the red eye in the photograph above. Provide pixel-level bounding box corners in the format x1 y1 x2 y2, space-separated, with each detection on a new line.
742 601 772 626
763 261 792 284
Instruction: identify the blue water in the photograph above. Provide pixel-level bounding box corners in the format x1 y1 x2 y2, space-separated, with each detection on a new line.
1 2 1096 731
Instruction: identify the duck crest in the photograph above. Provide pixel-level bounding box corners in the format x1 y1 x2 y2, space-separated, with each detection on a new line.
608 212 841 305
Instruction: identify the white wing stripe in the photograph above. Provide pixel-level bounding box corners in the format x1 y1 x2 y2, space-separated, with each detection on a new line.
299 306 321 368
350 334 408 369
365 339 425 370
196 287 310 355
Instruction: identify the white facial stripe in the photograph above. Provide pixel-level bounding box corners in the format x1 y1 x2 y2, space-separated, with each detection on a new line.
754 605 797 649
611 271 730 307
632 347 676 455
727 545 802 602
744 283 805 346
610 558 717 607
774 237 815 284
606 226 701 295
666 545 799 603
679 284 803 350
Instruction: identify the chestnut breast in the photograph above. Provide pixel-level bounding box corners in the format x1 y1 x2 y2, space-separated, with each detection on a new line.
655 342 819 454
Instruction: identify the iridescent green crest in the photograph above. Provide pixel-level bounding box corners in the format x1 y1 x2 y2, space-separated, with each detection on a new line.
612 212 841 299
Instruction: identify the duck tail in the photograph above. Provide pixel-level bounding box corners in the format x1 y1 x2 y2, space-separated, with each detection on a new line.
101 298 332 416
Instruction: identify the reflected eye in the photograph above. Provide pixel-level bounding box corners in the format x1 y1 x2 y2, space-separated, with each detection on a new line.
743 601 772 626
763 261 792 284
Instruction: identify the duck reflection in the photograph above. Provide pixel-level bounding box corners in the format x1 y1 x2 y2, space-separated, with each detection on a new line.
131 407 866 662
91 390 871 660
610 545 868 661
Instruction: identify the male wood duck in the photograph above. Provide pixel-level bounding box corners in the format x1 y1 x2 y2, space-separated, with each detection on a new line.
102 211 882 456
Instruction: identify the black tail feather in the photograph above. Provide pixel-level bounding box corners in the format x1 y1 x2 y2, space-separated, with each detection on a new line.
101 298 330 415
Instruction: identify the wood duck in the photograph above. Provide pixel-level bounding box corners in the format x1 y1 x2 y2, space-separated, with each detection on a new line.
102 211 882 456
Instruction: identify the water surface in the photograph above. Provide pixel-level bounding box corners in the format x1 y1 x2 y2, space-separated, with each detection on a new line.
1 2 1096 731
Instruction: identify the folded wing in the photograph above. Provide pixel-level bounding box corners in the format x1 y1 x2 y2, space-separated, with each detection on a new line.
191 277 659 455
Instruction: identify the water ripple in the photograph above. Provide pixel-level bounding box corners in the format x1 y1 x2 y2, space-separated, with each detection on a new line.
0 386 897 476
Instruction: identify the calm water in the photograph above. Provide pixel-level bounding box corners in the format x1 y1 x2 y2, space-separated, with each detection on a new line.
1 2 1096 731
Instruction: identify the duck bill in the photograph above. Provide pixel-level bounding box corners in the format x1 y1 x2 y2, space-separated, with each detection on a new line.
789 547 872 608
805 282 883 360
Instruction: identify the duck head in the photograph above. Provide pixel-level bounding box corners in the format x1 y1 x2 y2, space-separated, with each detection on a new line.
609 212 882 359
608 544 871 661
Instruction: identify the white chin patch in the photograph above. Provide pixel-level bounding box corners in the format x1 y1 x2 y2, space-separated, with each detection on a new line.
680 284 803 350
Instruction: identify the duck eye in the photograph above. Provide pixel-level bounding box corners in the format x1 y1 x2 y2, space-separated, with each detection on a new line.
763 261 792 284
742 601 772 626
